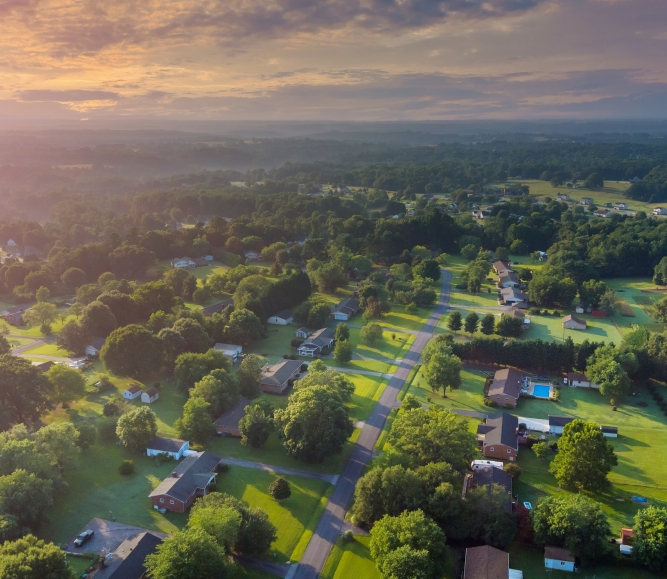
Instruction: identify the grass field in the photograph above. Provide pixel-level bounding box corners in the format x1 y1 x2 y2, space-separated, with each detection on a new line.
21 341 70 356
504 178 636 208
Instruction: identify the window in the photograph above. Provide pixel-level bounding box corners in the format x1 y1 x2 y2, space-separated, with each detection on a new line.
490 447 494 451
170 500 174 505
159 498 164 503
507 449 512 453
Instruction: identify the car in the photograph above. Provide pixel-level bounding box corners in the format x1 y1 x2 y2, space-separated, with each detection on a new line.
74 529 94 547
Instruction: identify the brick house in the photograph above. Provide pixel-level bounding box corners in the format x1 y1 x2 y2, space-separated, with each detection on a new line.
477 414 519 461
261 359 304 394
214 398 251 437
487 368 522 408
463 466 516 512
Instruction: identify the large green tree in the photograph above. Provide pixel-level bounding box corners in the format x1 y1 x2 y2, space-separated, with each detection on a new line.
175 397 213 445
360 322 383 345
0 355 53 422
132 281 177 319
80 300 118 338
236 354 263 398
101 324 165 377
35 422 80 473
187 504 240 553
116 406 158 452
56 320 89 356
528 269 577 308
174 349 230 394
238 405 273 449
225 308 263 346
46 365 85 408
423 352 462 394
633 506 667 572
0 470 53 530
172 318 211 353
0 535 73 579
333 339 353 364
189 370 240 418
549 419 617 491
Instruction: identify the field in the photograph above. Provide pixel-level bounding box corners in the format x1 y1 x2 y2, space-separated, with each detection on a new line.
503 179 637 209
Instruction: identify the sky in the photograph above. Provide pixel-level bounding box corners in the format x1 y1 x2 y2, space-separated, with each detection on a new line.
1 0 667 121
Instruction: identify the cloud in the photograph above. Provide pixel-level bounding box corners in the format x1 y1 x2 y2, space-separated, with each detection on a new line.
17 89 120 102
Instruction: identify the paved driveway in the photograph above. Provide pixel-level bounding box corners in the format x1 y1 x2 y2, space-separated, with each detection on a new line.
65 518 167 555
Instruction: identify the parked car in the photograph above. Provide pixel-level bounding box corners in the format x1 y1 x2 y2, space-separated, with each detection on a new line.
74 529 94 547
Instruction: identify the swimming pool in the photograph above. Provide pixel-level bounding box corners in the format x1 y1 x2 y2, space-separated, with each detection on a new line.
533 384 551 398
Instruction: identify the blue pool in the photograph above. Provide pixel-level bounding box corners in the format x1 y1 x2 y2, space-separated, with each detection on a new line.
533 384 551 398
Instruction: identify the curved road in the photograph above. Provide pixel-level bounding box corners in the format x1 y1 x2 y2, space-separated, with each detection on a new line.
292 269 452 579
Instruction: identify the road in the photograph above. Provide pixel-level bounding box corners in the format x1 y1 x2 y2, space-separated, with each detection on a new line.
291 269 452 579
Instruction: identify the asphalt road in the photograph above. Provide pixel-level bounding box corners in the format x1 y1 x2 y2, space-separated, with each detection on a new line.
291 269 452 579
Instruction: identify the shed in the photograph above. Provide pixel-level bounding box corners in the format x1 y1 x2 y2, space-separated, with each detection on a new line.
141 387 159 404
544 547 575 572
267 310 294 325
146 437 189 460
562 315 586 330
215 398 252 437
295 327 310 339
601 425 618 438
85 337 106 358
123 384 142 400
565 372 598 388
214 343 242 363
548 415 575 435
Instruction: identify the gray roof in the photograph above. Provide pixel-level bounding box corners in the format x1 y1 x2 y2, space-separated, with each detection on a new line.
483 414 518 448
500 287 528 301
331 298 359 315
488 368 522 400
499 271 519 284
464 545 509 579
262 359 302 387
471 466 512 495
601 425 618 433
149 451 220 502
303 327 335 348
89 337 106 350
296 326 309 334
147 437 186 453
215 398 251 430
2 305 29 316
273 310 293 320
549 415 575 427
201 301 231 316
104 533 162 579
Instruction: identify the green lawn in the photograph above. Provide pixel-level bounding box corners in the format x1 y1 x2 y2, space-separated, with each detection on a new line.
21 341 70 357
346 374 387 422
606 277 664 335
526 311 624 344
347 328 415 361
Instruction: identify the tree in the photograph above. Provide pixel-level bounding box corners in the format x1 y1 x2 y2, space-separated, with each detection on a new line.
187 504 240 552
190 371 240 418
0 336 8 356
101 324 165 377
654 256 667 285
35 286 50 303
529 271 577 308
413 259 441 282
584 172 604 189
0 470 52 530
158 327 188 368
496 314 523 337
504 462 522 480
464 312 479 335
35 422 80 472
313 262 347 293
295 365 355 402
370 510 446 579
586 354 630 400
97 290 140 327
0 355 53 422
598 289 620 316
144 527 233 579
225 308 263 346
334 340 353 364
480 313 496 335
0 439 51 480
533 495 611 562
0 535 73 579
533 441 549 461
360 322 383 345
22 302 58 335
268 476 291 500
46 365 85 408
61 267 86 290
274 385 353 462
172 318 211 353
132 281 177 319
75 422 96 450
579 279 608 310
447 311 462 332
549 419 617 491
335 322 350 342
80 301 117 338
239 405 273 448
633 506 667 572
387 406 476 472
56 320 89 356
176 397 213 445
174 349 230 394
423 352 462 395
402 394 421 411
236 354 263 398
116 406 158 452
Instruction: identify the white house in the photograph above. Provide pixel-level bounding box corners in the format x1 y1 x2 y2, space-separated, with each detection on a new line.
85 337 106 358
565 372 599 388
6 238 17 247
267 310 293 325
146 437 189 460
124 384 142 400
601 425 618 438
580 197 594 205
544 547 575 572
245 251 261 261
614 203 628 210
556 193 570 201
562 315 586 330
204 255 214 261
297 328 335 357
330 298 360 321
214 343 242 363
653 207 667 216
295 327 310 339
548 415 575 435
142 387 159 404
171 257 195 268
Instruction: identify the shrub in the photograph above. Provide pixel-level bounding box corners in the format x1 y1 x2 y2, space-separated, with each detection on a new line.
217 463 229 473
483 398 498 407
103 401 119 416
290 338 303 348
269 476 291 500
98 416 119 442
505 403 514 410
528 307 541 315
504 463 522 480
118 460 135 475
549 441 559 451
405 303 418 315
341 530 354 544
552 389 561 402
97 376 115 393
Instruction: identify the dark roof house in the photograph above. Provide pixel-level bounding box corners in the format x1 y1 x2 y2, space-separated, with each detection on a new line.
215 398 251 437
97 532 162 579
548 416 575 428
463 545 509 579
261 359 303 394
147 437 187 454
487 368 522 407
330 297 360 320
483 414 519 448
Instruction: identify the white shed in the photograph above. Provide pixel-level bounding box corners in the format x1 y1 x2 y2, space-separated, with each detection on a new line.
601 425 618 438
146 437 189 460
123 384 142 400
141 387 159 404
544 547 575 572
267 310 294 325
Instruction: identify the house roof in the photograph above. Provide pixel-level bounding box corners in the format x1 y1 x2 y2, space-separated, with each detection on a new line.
464 545 509 579
273 309 293 320
483 413 518 448
505 309 525 319
562 315 585 325
2 305 29 316
601 425 618 433
171 256 194 264
548 415 575 427
544 546 574 562
331 298 359 314
214 343 242 355
303 327 335 348
89 337 106 350
500 287 528 301
125 384 142 394
215 398 251 430
488 368 522 400
147 437 187 453
149 451 221 502
471 466 512 496
201 300 231 316
499 271 519 284
104 532 162 579
32 361 55 372
262 359 302 387
567 372 588 382
144 387 158 397
296 326 309 334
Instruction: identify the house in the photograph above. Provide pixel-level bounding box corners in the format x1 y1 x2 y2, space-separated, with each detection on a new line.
594 210 610 218
149 451 221 512
498 271 520 288
261 359 304 394
472 210 491 220
267 310 294 325
146 437 189 460
141 387 159 404
463 466 516 511
487 368 522 408
297 327 335 357
193 257 209 267
601 425 618 438
124 385 142 400
631 176 641 184
463 545 515 579
213 343 242 363
245 251 261 261
614 203 628 210
549 415 575 435
201 301 231 316
32 360 55 372
85 337 106 358
500 286 528 307
556 193 570 201
1 304 29 325
580 197 594 205
621 528 634 545
562 315 586 330
653 207 667 215
477 413 519 461
6 238 16 247
215 398 251 437
330 297 360 321
204 255 214 261
493 261 512 275
295 327 310 339
94 532 162 579
565 372 599 388
544 547 575 572
170 257 195 268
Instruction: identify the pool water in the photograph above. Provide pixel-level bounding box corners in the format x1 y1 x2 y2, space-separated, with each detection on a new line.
533 384 551 398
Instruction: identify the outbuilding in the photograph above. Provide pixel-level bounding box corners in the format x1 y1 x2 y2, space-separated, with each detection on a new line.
214 343 242 363
565 372 598 388
85 337 106 358
295 327 310 339
123 384 142 400
548 415 575 435
544 547 575 572
601 425 618 438
141 387 159 404
267 310 294 325
562 315 586 330
146 437 189 460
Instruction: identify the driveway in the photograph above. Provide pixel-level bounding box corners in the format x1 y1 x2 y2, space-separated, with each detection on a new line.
65 518 167 555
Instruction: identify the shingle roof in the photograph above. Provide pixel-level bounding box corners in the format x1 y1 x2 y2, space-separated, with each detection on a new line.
499 271 519 284
484 414 518 448
567 372 588 382
500 287 528 301
464 545 509 579
303 327 335 348
601 425 618 433
562 314 585 325
2 305 29 316
549 415 575 427
105 532 162 579
471 466 512 495
125 384 141 394
215 398 251 431
147 437 186 453
261 359 302 387
544 546 574 562
331 298 359 314
149 451 221 502
201 301 232 316
144 387 158 397
273 310 293 320
89 337 106 350
493 261 511 273
488 368 522 400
